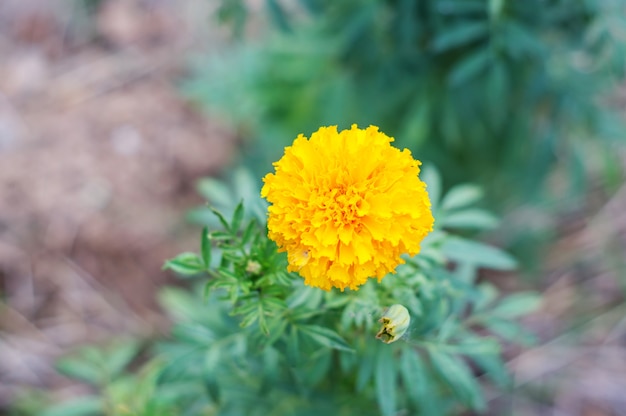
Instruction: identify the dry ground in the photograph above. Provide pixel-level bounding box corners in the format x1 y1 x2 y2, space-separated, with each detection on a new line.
0 0 235 405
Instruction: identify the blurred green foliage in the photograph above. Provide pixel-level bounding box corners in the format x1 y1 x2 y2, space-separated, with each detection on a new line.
186 0 625 203
19 170 540 416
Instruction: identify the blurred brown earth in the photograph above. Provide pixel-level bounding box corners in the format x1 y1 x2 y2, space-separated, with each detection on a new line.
0 0 234 404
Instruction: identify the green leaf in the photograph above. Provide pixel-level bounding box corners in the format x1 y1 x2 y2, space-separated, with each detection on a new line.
266 0 291 32
162 252 205 276
197 178 233 207
483 318 537 346
437 0 486 15
432 22 489 52
263 318 288 347
486 60 509 129
158 288 204 322
489 0 504 19
171 322 215 345
209 206 231 231
299 325 354 352
421 164 442 210
209 231 232 241
470 352 511 388
356 343 375 392
241 219 258 244
402 101 430 147
491 292 541 318
400 349 438 415
287 326 300 364
448 48 491 87
231 201 245 232
442 237 517 271
302 350 332 386
258 304 269 335
105 341 140 379
40 397 102 416
55 358 102 386
440 184 483 211
428 349 485 411
201 226 211 267
375 344 397 416
441 209 500 230
217 268 240 280
502 21 545 59
439 338 501 356
474 282 499 311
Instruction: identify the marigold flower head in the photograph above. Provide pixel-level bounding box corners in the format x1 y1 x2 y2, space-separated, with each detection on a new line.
261 125 434 291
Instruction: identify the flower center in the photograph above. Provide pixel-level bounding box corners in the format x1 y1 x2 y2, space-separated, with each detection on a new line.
321 185 366 227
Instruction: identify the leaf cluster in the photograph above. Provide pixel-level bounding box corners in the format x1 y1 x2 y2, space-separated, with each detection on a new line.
26 171 542 416
156 172 539 415
186 0 626 202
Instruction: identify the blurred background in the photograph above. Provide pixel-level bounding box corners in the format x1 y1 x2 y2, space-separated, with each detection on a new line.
1 0 626 414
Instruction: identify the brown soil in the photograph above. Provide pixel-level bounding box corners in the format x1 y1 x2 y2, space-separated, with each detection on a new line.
0 0 235 404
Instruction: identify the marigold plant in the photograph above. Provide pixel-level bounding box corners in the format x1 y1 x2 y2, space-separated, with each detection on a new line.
37 164 540 416
261 125 434 290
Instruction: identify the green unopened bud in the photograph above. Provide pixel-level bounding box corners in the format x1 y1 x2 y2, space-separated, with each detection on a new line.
245 260 262 275
376 304 410 344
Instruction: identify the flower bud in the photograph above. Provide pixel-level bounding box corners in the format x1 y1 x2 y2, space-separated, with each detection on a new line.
245 260 262 275
376 304 410 344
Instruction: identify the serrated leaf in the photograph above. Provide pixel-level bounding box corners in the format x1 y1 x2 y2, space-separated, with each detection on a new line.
299 324 354 352
162 252 205 276
262 296 288 312
491 292 541 318
264 319 288 347
432 21 489 52
217 268 240 280
239 311 259 329
258 304 269 335
441 184 483 211
428 349 485 411
441 209 500 230
442 237 517 270
375 344 397 416
40 396 102 416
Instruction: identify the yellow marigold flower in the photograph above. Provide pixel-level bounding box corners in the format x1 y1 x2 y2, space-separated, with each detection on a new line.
261 125 434 291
